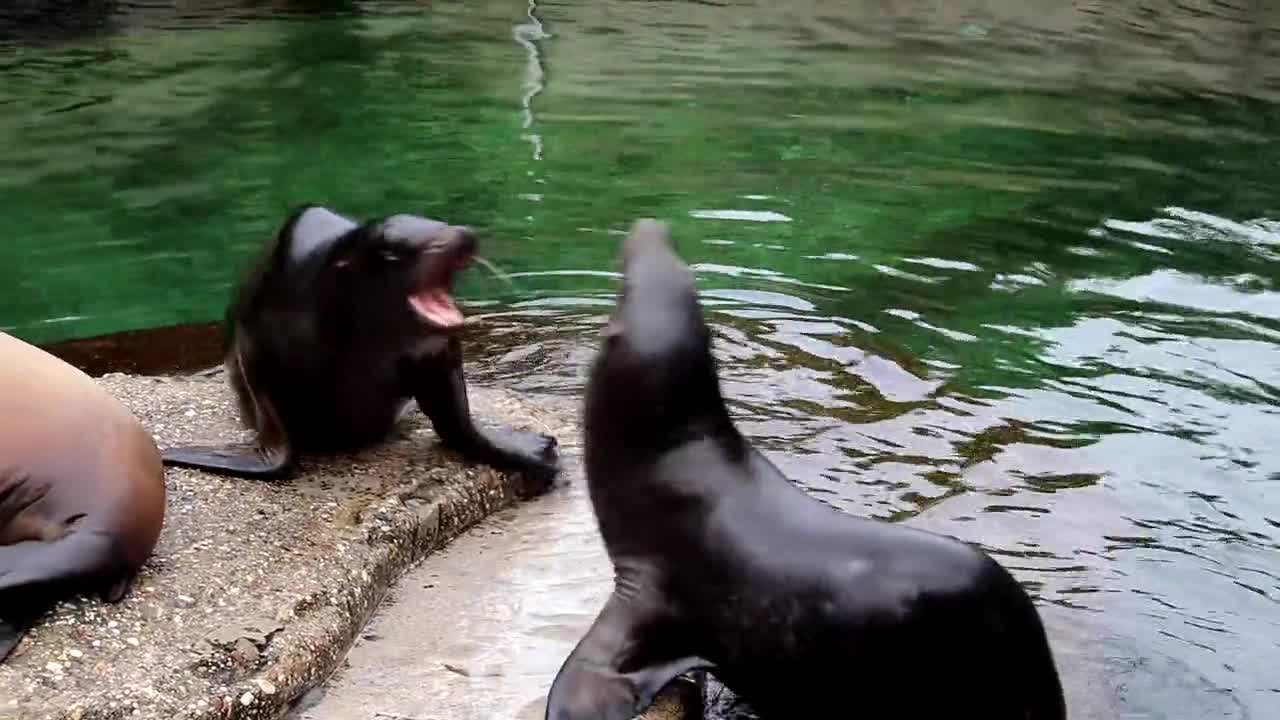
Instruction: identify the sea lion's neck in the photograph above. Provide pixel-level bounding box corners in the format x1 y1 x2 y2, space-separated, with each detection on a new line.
583 338 751 552
584 386 741 459
585 399 748 555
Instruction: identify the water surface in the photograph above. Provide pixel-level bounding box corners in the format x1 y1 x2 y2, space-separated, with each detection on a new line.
2 1 1279 717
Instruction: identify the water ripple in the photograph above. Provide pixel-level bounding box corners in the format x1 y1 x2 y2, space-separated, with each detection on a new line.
3 3 1279 717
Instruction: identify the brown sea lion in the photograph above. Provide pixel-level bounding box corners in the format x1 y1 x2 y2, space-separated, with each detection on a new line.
158 205 561 495
0 331 166 663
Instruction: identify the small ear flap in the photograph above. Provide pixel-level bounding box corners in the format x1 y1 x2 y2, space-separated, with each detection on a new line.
380 213 447 243
286 206 358 263
600 317 623 338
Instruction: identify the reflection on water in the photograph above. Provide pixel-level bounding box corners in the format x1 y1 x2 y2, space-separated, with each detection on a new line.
2 1 1279 718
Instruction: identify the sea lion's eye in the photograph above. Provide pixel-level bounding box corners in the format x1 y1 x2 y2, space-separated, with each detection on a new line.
379 248 405 263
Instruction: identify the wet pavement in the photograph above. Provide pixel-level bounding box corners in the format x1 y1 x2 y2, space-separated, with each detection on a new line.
0 372 549 720
289 396 616 720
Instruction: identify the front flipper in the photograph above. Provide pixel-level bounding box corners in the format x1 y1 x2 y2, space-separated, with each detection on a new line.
546 595 713 720
413 337 560 497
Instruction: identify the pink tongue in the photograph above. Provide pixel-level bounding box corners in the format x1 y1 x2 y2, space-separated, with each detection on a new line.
409 289 464 328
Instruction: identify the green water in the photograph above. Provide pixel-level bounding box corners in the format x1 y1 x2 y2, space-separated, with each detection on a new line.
2 1 1279 716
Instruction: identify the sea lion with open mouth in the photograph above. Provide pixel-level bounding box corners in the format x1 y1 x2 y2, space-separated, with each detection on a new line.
160 205 560 495
544 219 1066 719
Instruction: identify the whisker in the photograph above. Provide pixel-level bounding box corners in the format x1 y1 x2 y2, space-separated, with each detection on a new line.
472 255 516 288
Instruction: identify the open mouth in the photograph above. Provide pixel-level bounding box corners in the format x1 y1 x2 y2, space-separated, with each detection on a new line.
409 287 463 328
408 256 471 330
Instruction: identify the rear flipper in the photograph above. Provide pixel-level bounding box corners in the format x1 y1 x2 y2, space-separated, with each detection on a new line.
0 530 129 664
161 343 295 480
545 595 712 720
0 584 55 664
0 579 133 664
161 441 292 479
0 530 121 594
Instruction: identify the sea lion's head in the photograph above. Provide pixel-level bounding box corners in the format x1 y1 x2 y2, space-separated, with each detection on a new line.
587 219 729 446
279 205 477 333
602 218 706 354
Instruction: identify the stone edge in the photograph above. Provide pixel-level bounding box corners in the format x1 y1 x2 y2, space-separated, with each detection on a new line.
47 466 524 720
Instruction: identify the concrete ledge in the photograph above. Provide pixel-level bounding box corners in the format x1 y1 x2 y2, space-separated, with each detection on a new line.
0 372 581 720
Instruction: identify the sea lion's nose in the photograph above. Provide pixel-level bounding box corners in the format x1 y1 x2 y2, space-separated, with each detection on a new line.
623 219 671 260
446 226 478 256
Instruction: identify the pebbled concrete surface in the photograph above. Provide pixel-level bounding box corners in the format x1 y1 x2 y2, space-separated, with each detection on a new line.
0 371 565 720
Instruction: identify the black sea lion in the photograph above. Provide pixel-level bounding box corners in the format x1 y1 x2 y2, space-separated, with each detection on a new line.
159 205 560 495
0 331 166 663
545 220 1067 719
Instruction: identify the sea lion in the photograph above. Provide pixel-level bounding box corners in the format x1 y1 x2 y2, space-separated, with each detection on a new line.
545 220 1067 719
0 331 166 663
159 205 560 495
